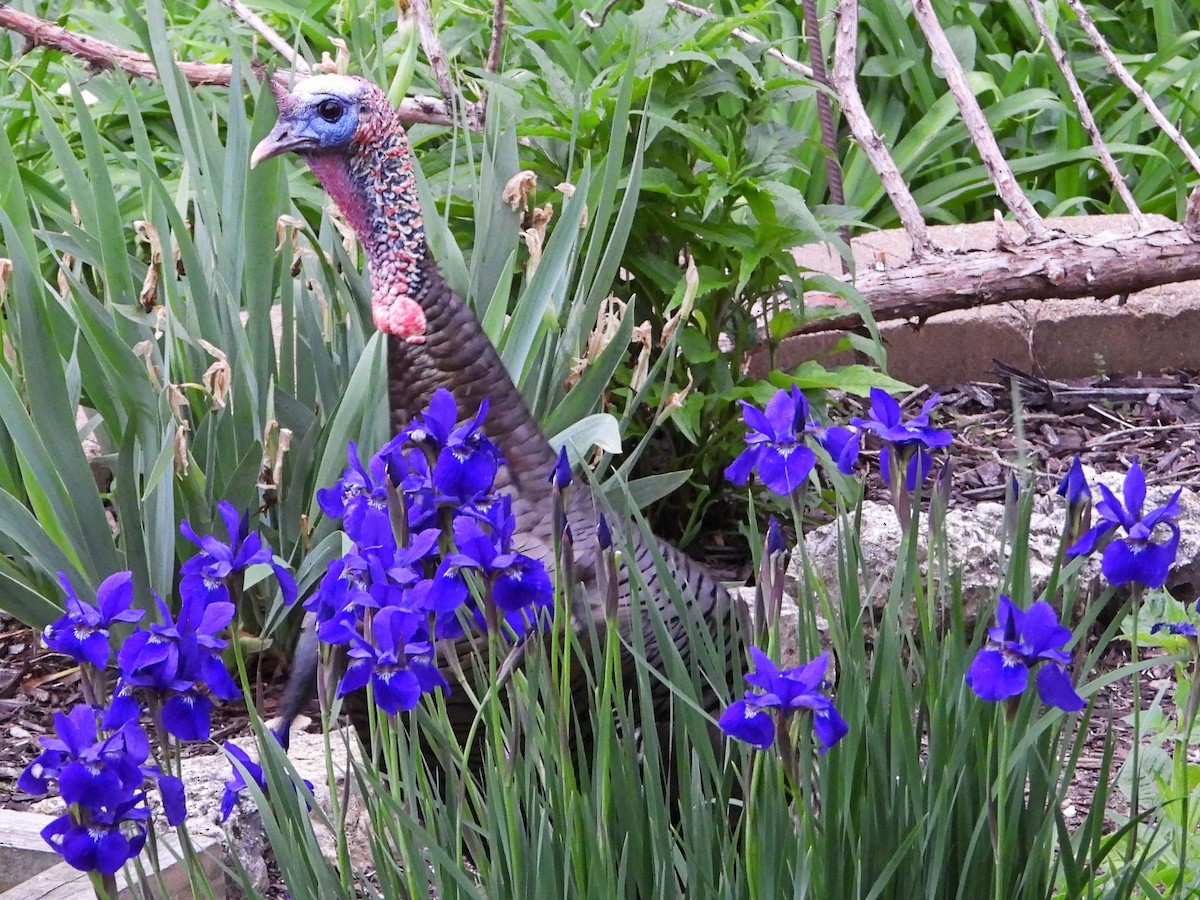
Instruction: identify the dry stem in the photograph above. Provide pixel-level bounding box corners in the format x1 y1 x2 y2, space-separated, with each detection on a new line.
1063 0 1200 178
832 0 934 258
1024 0 1145 227
219 0 309 74
910 0 1050 240
486 0 505 74
0 5 472 128
665 0 814 79
408 0 455 101
800 0 849 270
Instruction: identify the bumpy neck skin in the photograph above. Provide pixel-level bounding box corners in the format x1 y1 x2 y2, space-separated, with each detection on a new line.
302 99 429 339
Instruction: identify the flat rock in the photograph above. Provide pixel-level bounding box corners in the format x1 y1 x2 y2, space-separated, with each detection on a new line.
791 475 1200 633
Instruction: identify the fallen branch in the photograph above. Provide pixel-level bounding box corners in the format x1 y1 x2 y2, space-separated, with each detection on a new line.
0 4 474 128
792 225 1200 335
832 0 934 258
910 0 1049 241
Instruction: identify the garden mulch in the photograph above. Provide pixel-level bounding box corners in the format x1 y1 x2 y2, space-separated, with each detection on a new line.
1 363 1199 841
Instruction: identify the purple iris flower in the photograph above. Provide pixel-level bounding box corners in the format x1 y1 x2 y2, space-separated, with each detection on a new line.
337 607 448 715
219 736 313 822
117 593 240 741
42 571 144 668
1056 456 1091 508
1066 459 1181 589
20 702 186 874
726 386 860 497
317 443 397 549
1150 602 1200 639
41 797 150 875
1057 456 1093 543
398 389 502 503
428 498 553 630
965 596 1085 712
852 388 953 450
718 647 849 754
851 389 951 490
818 425 861 475
180 501 298 608
1151 621 1199 638
219 741 264 821
725 386 818 496
549 446 573 490
381 445 438 532
20 705 140 801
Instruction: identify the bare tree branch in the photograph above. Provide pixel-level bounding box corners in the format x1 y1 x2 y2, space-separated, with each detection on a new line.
832 0 934 259
218 0 309 74
0 5 474 128
486 0 505 74
800 0 848 269
1063 0 1200 179
791 226 1200 335
1024 0 1146 227
910 0 1050 241
408 0 455 101
664 0 814 79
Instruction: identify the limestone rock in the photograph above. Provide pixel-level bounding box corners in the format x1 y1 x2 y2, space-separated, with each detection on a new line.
790 481 1200 633
729 586 828 668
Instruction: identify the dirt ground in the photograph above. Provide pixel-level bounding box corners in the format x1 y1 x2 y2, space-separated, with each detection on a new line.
3 363 1200 838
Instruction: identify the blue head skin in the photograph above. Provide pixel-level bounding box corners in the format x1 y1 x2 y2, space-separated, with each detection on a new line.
252 75 429 338
250 74 368 164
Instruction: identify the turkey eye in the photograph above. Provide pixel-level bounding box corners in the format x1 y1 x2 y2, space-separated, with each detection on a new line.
316 99 343 123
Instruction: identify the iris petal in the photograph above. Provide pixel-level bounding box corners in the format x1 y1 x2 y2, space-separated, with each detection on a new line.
1035 664 1086 712
717 700 775 749
965 648 1028 702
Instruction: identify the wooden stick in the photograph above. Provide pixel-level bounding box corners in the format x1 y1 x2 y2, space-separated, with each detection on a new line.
800 0 849 268
0 5 471 128
910 0 1050 240
1024 0 1145 227
486 0 505 74
664 0 814 79
408 0 456 101
1063 0 1200 178
832 0 934 258
790 226 1200 335
218 0 309 74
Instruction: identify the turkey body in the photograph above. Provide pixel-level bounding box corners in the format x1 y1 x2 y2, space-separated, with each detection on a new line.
254 74 743 755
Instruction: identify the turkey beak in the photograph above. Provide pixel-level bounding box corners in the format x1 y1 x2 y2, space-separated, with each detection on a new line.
251 119 309 168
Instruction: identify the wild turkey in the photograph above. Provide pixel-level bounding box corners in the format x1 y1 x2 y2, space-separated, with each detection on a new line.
251 74 742 753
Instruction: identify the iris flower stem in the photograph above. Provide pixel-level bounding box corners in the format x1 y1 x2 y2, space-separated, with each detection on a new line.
594 608 621 855
890 446 913 533
786 489 820 661
1127 584 1144 867
992 709 1014 900
90 871 118 899
743 750 765 892
78 663 100 710
1172 636 1200 896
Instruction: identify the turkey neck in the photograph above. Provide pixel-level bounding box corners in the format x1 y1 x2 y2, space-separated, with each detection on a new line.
303 118 595 559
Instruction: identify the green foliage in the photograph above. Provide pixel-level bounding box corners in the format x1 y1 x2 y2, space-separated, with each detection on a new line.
5 0 1200 896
